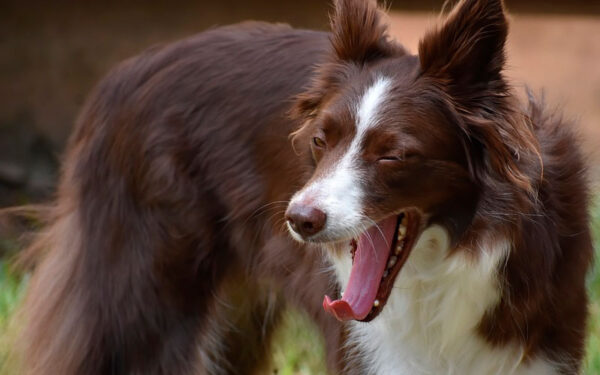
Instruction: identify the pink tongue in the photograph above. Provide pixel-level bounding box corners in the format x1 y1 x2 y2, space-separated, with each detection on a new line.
323 216 398 321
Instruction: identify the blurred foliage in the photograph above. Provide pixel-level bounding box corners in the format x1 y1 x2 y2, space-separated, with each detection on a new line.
270 310 328 375
585 197 600 374
0 260 26 375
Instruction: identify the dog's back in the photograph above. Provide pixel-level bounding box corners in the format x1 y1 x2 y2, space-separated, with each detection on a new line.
15 1 593 375
18 22 343 375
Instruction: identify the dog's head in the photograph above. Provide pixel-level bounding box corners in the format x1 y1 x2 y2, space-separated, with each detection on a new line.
285 0 540 322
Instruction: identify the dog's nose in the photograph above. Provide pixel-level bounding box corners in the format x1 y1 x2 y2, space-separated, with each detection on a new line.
285 204 326 237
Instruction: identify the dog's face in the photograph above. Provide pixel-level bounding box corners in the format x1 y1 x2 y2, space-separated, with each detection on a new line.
285 0 537 322
287 61 474 244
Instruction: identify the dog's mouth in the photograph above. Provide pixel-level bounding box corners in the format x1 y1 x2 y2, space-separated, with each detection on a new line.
323 210 422 322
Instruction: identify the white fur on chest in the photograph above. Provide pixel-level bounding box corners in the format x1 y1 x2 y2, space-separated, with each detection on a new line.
327 225 559 375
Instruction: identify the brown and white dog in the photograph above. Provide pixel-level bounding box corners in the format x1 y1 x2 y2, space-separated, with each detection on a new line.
17 0 592 374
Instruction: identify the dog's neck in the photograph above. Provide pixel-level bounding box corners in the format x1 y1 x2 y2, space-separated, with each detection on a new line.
326 225 561 375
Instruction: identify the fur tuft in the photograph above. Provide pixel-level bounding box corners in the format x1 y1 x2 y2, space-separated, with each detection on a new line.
330 0 400 64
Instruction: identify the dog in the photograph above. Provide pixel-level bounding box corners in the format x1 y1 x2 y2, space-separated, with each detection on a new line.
16 0 592 374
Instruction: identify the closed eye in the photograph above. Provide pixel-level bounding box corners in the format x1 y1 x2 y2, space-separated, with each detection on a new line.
377 152 421 163
378 156 402 162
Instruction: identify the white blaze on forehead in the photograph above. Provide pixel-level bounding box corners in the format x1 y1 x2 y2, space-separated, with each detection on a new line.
288 76 393 241
356 76 393 136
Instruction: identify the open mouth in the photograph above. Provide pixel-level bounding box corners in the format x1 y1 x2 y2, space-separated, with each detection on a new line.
323 210 422 322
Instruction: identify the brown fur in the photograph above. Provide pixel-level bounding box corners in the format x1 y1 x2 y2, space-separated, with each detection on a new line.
17 0 592 374
18 23 344 375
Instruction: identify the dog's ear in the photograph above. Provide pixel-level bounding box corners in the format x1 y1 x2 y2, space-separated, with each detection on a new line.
330 0 400 64
291 1 402 124
420 0 542 196
418 0 507 86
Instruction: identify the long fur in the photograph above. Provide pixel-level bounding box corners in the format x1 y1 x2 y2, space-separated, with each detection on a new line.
15 0 592 374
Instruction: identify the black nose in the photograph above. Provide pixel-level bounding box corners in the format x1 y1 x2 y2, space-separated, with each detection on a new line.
285 204 327 237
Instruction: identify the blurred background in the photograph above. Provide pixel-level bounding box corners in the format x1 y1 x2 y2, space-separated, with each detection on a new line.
0 0 599 206
0 0 599 373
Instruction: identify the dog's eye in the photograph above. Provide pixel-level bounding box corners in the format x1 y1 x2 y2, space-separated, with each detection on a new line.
312 137 326 148
378 156 402 164
378 153 420 164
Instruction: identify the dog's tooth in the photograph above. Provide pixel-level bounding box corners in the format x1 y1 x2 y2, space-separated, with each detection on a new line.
341 290 344 297
373 299 380 307
383 270 388 278
387 256 397 269
395 241 404 255
397 226 406 240
399 226 407 237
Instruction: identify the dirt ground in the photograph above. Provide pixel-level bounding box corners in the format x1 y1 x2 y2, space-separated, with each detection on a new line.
387 12 600 183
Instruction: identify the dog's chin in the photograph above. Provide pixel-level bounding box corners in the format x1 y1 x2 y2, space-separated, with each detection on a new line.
288 209 424 322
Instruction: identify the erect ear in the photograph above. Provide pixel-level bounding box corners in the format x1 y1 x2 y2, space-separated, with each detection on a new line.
418 0 508 86
290 1 402 139
420 1 542 196
330 0 401 64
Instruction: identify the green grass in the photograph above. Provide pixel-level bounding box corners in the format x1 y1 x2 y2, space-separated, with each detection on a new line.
0 201 599 374
270 310 328 375
0 259 26 375
585 198 600 374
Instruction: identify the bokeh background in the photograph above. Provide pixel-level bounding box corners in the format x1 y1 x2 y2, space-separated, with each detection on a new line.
0 0 599 374
1 0 599 205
